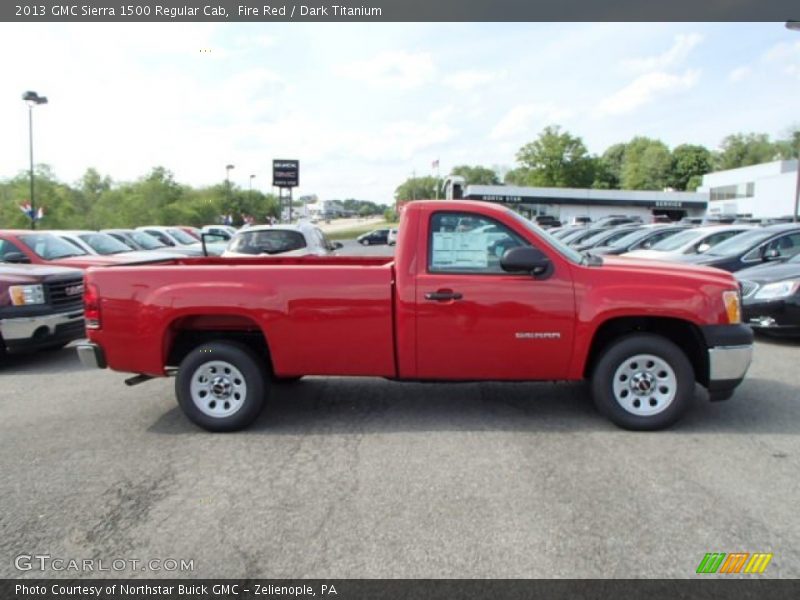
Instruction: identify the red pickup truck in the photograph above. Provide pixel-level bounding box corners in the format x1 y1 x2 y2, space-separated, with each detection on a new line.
77 200 753 432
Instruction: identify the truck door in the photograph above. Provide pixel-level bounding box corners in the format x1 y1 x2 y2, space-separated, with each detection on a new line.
414 210 576 380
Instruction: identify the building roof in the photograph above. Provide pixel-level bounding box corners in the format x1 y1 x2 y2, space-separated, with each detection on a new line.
465 184 708 208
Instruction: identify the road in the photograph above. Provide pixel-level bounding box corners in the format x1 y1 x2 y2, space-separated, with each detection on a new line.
1 244 798 579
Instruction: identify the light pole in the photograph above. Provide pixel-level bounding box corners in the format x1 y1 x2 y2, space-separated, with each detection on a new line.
22 91 48 230
249 174 255 199
787 21 800 222
225 164 234 224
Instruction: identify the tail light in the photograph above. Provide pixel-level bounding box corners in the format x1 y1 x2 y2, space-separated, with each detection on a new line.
84 282 101 329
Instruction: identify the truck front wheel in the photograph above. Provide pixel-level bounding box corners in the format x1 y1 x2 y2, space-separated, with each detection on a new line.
176 341 267 432
590 333 694 431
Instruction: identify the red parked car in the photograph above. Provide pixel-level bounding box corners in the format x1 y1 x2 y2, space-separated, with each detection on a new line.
0 231 143 269
77 201 753 432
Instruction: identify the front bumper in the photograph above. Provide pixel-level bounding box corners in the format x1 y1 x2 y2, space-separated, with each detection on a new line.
76 342 107 369
701 324 754 401
743 296 800 336
0 309 84 352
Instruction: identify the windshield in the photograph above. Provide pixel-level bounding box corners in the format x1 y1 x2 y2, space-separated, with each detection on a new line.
129 231 167 249
704 229 774 256
506 210 583 264
649 229 705 251
19 233 88 259
608 228 654 248
78 233 133 255
167 228 199 245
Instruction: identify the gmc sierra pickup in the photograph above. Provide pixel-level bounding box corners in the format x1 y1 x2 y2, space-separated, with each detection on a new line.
1 264 84 354
77 200 753 432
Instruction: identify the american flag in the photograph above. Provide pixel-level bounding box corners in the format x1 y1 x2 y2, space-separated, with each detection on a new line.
431 159 439 169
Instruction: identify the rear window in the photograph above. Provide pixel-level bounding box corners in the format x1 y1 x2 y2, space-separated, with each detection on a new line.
229 230 307 255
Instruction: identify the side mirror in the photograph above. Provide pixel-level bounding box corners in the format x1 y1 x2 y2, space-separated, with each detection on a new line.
333 242 344 250
3 252 30 264
501 246 552 279
696 243 711 254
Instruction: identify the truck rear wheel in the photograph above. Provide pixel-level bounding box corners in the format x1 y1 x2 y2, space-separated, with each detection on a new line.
590 333 694 431
176 341 267 432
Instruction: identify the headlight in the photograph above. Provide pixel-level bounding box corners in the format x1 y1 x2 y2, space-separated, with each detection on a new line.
8 284 45 306
754 279 800 301
722 290 741 324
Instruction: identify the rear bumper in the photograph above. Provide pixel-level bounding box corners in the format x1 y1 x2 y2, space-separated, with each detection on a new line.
701 324 754 401
0 309 85 352
76 342 107 369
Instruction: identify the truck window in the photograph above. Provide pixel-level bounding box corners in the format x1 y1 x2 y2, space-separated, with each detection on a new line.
229 229 307 255
0 239 24 260
428 212 528 274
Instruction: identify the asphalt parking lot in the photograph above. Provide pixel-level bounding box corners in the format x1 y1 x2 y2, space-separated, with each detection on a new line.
1 241 799 579
1 335 798 579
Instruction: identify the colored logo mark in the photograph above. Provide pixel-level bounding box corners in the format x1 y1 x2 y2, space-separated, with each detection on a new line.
696 552 773 574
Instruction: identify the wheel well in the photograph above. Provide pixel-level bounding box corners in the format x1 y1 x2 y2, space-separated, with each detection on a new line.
583 317 709 385
165 315 271 371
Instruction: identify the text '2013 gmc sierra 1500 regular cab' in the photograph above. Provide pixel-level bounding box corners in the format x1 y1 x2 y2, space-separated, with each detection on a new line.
77 201 753 432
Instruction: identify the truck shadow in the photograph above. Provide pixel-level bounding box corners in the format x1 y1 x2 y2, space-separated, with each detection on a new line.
0 343 83 374
148 375 800 436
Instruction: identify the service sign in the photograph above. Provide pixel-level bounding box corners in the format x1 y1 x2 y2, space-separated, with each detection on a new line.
273 159 299 188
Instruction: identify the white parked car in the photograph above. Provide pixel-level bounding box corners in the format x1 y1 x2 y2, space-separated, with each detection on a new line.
201 225 238 241
50 230 175 262
223 222 342 257
622 225 752 261
387 228 399 246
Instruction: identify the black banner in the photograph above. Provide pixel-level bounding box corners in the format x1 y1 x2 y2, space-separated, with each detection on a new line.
3 580 800 600
2 0 799 22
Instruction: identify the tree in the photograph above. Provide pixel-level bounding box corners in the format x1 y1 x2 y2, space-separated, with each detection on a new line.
449 165 500 186
620 137 672 190
670 144 712 191
394 176 441 201
714 133 780 171
776 126 800 160
592 143 627 189
514 125 596 188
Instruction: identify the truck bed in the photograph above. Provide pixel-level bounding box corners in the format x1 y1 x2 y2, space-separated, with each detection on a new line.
86 257 397 377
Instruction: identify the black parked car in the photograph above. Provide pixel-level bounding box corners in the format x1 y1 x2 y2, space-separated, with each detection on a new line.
677 224 800 272
571 225 642 252
357 229 390 245
736 253 800 337
590 225 689 256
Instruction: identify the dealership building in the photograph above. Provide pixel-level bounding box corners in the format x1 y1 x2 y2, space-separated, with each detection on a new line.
443 177 709 223
698 159 799 219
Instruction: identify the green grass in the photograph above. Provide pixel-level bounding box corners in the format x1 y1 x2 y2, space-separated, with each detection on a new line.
326 221 392 240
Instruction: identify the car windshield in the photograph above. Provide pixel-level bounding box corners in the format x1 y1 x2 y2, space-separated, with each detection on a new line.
507 210 583 264
649 229 705 251
167 228 199 245
229 229 307 255
703 229 775 256
78 233 133 255
608 228 658 248
129 231 167 249
19 233 88 259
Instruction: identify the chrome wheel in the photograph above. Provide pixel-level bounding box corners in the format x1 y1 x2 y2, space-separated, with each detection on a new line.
612 353 677 417
189 360 247 418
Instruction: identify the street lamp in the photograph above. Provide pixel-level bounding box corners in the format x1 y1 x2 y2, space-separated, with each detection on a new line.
22 91 48 230
224 164 234 223
249 174 255 198
787 21 800 222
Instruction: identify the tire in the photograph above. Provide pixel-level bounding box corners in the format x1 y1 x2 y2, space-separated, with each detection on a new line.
590 333 694 431
175 341 267 432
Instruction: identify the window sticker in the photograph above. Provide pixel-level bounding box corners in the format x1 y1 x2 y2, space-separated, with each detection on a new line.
431 231 489 269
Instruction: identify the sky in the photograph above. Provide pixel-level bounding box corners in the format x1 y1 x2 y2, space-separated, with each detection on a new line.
1 22 799 205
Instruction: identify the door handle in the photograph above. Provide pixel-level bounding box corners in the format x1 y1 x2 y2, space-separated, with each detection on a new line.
425 290 463 301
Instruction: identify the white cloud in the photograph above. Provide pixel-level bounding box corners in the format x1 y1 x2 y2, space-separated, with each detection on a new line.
490 103 573 140
728 66 752 83
442 69 504 91
334 51 435 90
623 33 703 72
763 41 800 79
596 69 700 116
